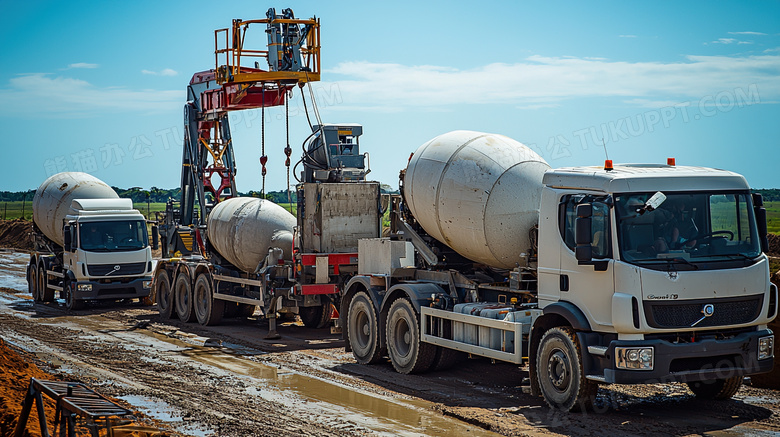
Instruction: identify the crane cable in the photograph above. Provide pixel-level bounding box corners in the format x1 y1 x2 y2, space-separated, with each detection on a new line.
260 86 267 198
285 89 293 206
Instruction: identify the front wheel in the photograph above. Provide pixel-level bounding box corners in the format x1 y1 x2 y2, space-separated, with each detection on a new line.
174 272 196 322
155 269 175 319
193 273 223 326
536 326 597 411
687 376 743 399
386 298 436 374
64 280 85 311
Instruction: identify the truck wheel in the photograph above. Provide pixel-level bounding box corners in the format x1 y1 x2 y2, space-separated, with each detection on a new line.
194 274 224 326
687 376 743 399
536 326 597 411
64 280 85 311
386 298 436 374
38 265 55 303
29 266 39 301
174 272 196 322
300 298 332 329
155 270 175 319
347 292 382 364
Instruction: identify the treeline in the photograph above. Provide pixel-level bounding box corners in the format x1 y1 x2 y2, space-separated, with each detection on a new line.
1 183 399 204
753 189 780 202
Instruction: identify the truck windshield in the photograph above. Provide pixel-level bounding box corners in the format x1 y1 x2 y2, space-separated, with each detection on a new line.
79 220 149 252
615 192 760 270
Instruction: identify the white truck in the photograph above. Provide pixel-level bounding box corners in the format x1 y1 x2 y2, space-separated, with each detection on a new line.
339 130 777 411
27 172 154 310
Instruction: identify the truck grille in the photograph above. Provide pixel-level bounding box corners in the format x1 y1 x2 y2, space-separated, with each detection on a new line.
644 295 763 329
88 262 147 276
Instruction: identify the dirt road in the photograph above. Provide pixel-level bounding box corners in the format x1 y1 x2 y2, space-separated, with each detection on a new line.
1 249 778 436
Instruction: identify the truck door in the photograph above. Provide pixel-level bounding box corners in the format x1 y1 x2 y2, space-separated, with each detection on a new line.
558 195 615 330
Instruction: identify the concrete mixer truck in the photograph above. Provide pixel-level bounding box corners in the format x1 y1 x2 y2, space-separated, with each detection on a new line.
337 130 777 411
27 172 153 310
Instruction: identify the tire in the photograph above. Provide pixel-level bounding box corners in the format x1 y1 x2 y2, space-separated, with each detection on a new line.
300 298 332 329
38 265 55 303
687 376 743 400
194 274 224 326
155 269 175 319
64 280 85 311
536 326 598 411
429 319 466 372
174 272 196 322
386 298 436 374
29 265 39 302
347 292 382 365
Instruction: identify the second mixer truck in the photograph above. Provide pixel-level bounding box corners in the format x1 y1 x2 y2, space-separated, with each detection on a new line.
27 172 154 310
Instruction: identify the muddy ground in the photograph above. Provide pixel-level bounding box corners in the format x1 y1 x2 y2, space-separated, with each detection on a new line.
0 249 779 436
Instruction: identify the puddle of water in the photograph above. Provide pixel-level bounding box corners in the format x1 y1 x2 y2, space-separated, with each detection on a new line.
178 346 496 436
118 394 213 437
0 251 31 292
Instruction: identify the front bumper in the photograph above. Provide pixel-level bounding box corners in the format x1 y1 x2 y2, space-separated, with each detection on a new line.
73 276 152 300
601 329 774 384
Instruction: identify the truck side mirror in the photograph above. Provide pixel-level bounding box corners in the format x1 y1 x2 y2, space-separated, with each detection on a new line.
151 225 159 251
752 193 769 253
575 203 593 262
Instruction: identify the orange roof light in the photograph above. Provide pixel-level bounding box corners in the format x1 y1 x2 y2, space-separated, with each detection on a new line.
667 157 676 166
604 159 613 171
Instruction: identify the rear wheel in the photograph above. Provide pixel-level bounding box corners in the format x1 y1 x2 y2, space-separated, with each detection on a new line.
347 292 382 364
193 273 224 326
29 265 39 301
536 326 597 411
687 376 743 399
386 298 436 374
174 272 196 322
300 299 332 329
38 265 54 303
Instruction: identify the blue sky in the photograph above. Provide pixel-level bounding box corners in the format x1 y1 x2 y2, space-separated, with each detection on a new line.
1 1 778 192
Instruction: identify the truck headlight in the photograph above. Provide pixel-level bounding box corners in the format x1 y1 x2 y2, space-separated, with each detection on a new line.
759 336 774 360
616 347 654 370
77 284 92 292
143 280 152 289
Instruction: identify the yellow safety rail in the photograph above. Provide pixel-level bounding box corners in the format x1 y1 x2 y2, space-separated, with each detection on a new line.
214 17 321 85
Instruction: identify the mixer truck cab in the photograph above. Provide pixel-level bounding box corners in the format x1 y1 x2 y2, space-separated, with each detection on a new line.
535 162 775 389
59 199 153 308
28 172 153 310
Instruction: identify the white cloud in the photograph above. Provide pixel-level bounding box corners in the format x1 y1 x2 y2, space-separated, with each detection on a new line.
323 53 780 110
728 31 767 36
0 74 182 117
713 38 738 44
68 63 98 69
142 68 178 76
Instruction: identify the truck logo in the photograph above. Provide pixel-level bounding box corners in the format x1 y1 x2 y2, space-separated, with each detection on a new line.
105 265 121 276
690 303 715 327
